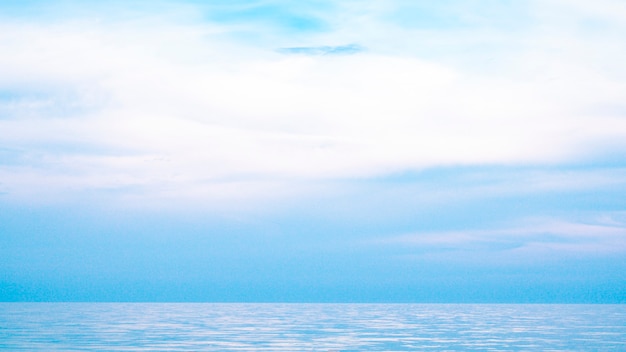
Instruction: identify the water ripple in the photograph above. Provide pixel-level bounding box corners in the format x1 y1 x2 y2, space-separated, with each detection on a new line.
1 303 625 351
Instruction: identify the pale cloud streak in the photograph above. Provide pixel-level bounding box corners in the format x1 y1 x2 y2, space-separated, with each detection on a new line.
373 214 626 260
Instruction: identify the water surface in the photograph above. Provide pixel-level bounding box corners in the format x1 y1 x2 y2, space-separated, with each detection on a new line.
1 303 625 351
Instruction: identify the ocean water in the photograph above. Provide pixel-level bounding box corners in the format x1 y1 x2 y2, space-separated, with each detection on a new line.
1 303 625 351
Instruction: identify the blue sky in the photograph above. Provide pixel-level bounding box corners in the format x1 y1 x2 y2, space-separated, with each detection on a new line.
1 0 626 302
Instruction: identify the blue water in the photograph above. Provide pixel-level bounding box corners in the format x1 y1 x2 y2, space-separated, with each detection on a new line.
1 303 625 351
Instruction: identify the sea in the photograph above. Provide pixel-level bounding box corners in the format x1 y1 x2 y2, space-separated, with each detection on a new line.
1 303 625 351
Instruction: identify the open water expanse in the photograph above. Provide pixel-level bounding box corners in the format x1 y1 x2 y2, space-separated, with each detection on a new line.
1 303 625 351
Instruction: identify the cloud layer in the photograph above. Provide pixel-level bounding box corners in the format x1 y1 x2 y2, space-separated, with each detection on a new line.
1 0 625 207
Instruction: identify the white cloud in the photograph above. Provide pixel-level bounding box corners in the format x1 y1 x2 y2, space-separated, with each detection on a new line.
1 1 626 205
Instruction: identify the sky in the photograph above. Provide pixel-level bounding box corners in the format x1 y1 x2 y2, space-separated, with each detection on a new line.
1 0 626 303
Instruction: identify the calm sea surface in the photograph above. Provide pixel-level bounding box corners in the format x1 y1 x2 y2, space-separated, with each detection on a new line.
1 303 625 351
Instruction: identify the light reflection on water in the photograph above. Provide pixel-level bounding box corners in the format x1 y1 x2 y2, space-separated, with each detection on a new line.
1 303 625 351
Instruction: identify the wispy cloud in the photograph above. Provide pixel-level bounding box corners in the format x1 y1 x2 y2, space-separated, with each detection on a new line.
277 43 363 55
373 215 626 259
